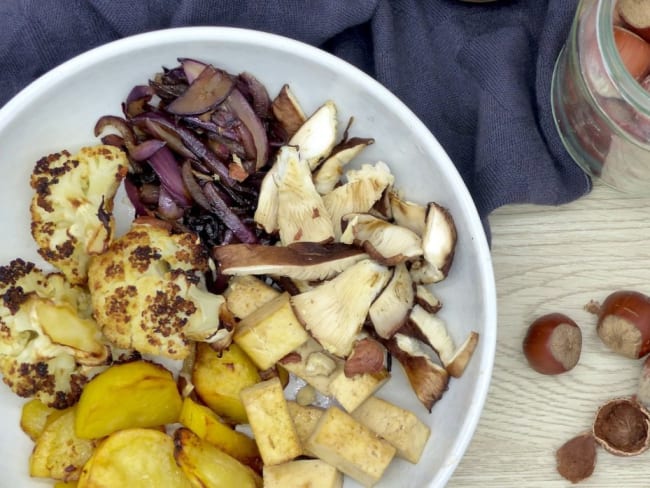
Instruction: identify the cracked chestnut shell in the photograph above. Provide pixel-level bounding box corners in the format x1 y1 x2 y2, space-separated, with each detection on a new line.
592 397 650 456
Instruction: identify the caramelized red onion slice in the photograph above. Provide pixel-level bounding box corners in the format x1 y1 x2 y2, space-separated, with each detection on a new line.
238 72 272 118
179 58 209 84
124 178 149 217
202 182 257 244
142 118 195 160
132 112 234 186
129 139 166 162
224 88 269 171
124 84 155 117
181 159 211 211
147 145 192 206
166 65 235 116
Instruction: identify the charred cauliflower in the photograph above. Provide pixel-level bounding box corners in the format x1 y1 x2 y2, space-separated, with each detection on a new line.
0 259 109 409
30 145 129 285
88 221 226 360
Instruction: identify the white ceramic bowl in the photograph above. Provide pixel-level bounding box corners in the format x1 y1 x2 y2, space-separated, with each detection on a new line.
0 27 496 487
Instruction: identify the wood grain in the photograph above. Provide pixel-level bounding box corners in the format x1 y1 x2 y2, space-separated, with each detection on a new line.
449 180 650 487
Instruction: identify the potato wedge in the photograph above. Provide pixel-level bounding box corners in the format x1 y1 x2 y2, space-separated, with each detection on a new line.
29 407 97 482
20 398 60 441
174 427 262 488
78 428 191 487
179 396 262 472
74 360 182 439
54 482 79 488
192 342 260 424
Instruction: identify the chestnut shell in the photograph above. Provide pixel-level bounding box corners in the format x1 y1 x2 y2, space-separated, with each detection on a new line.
592 397 650 456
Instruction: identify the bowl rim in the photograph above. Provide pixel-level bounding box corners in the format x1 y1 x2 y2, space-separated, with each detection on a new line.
0 26 497 487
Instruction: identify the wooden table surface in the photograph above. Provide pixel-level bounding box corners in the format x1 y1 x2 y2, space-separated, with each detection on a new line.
448 179 650 487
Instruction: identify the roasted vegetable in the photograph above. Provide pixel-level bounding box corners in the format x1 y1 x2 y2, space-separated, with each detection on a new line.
192 342 260 424
78 428 192 487
0 259 107 408
30 145 128 285
88 222 226 359
74 360 182 439
29 407 97 482
174 427 262 488
179 396 262 472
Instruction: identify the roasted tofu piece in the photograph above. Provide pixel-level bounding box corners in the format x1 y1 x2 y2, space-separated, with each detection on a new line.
234 292 310 370
305 406 396 487
263 459 342 488
240 377 302 465
351 396 431 463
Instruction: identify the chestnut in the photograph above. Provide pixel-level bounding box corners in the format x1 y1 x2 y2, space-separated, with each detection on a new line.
595 290 650 359
522 313 582 375
593 397 650 456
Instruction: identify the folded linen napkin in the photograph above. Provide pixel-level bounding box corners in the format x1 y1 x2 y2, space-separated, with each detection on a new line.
0 0 590 227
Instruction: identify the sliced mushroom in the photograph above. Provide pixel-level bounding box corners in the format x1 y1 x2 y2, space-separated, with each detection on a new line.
212 242 368 282
340 213 422 266
313 137 374 195
414 285 442 314
291 258 392 357
289 100 338 170
385 333 449 412
403 305 479 378
253 159 281 234
421 202 457 282
389 190 427 236
369 263 415 339
271 84 307 139
274 145 334 245
323 162 395 238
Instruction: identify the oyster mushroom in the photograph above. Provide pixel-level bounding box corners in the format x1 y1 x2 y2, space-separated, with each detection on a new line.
388 191 427 236
212 242 368 282
420 202 457 283
288 100 338 169
274 145 334 245
369 263 415 340
414 285 442 314
313 137 374 195
323 162 395 238
271 84 307 138
402 305 479 378
290 258 392 357
385 333 449 412
340 213 422 266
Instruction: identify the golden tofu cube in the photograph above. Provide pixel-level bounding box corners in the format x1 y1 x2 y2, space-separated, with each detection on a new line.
264 459 342 488
286 401 324 456
328 368 390 413
224 275 280 319
305 406 396 487
240 377 302 465
351 396 431 463
234 292 310 370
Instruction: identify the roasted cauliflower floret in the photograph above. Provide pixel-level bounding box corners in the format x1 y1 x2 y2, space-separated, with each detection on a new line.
30 145 129 285
88 222 226 360
0 259 109 409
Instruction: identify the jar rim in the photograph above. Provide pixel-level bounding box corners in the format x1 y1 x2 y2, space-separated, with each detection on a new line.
599 0 650 114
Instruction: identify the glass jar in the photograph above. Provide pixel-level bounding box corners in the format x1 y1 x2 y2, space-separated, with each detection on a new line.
552 0 650 191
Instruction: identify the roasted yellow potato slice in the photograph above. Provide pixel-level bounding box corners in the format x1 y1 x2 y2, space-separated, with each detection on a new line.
54 482 78 488
174 427 262 488
77 428 191 488
192 342 260 424
179 397 262 472
29 407 97 482
74 360 182 439
20 398 61 441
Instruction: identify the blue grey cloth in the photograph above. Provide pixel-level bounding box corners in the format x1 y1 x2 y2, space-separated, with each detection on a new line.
0 0 590 228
